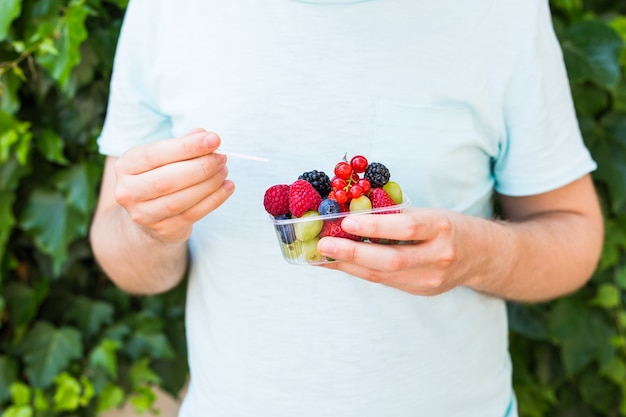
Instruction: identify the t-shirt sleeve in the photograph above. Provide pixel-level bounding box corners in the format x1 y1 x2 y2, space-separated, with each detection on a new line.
97 0 172 157
493 0 596 197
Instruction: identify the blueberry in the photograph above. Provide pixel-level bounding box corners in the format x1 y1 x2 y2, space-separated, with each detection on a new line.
318 199 341 215
275 214 296 244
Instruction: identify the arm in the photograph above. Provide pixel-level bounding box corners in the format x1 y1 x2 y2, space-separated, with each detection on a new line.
317 174 603 302
89 129 235 294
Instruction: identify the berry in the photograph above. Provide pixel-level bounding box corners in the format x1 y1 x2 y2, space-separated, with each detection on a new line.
289 180 323 217
302 237 323 262
349 184 363 199
274 214 296 244
318 198 342 215
298 170 331 198
334 161 352 180
349 195 372 212
357 178 371 194
263 184 290 216
369 188 400 213
280 240 302 261
383 181 403 204
334 189 349 204
319 219 360 241
350 155 368 173
294 210 324 241
364 162 390 188
331 177 348 191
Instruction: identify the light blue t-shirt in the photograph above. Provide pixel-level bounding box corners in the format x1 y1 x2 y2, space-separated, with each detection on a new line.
98 0 595 416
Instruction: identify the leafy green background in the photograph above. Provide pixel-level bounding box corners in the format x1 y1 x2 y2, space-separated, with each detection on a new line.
0 0 625 415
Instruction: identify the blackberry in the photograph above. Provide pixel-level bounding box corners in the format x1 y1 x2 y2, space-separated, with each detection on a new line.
364 162 390 188
298 170 331 198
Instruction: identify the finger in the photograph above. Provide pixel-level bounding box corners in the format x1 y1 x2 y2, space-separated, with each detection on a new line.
150 179 236 239
320 261 449 297
119 130 222 175
317 237 416 271
340 208 452 242
127 166 230 225
121 153 227 201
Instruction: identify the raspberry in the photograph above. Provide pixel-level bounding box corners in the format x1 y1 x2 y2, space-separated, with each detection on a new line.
298 170 331 198
289 179 323 217
319 219 360 241
263 184 290 216
369 188 400 213
364 162 390 188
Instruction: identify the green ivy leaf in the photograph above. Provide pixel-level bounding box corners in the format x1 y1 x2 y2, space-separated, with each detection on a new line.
617 266 626 289
1 406 33 417
103 0 129 9
8 382 30 406
53 373 82 412
548 297 616 375
33 389 48 412
54 163 96 216
0 0 22 41
3 281 49 329
125 332 176 361
563 19 624 90
17 321 83 388
0 113 32 166
550 0 583 19
0 190 16 271
129 385 157 414
36 0 89 90
0 356 18 404
598 216 626 270
96 383 125 413
35 129 69 165
0 72 21 115
610 16 626 43
19 188 85 275
130 359 162 389
507 302 550 341
590 283 621 308
579 371 620 413
0 155 30 192
600 356 626 385
571 84 609 117
89 339 121 379
64 296 114 337
590 113 626 211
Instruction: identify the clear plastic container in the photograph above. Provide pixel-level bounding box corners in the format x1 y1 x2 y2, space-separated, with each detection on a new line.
271 196 411 265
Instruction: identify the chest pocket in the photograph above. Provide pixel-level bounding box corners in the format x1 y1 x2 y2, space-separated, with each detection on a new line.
372 100 495 212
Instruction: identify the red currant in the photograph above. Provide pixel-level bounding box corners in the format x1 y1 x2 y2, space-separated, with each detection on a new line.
350 155 368 173
349 185 363 199
334 189 349 204
331 177 348 191
357 178 371 194
334 162 353 180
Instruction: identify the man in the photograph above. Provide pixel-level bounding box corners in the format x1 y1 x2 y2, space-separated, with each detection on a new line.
90 0 604 415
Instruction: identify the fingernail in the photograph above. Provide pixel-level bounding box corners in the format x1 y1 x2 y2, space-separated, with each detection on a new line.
216 153 227 165
341 217 359 232
203 132 219 148
223 180 235 193
318 239 336 256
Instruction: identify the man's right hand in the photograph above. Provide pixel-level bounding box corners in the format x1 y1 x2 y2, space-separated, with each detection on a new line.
113 128 235 244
